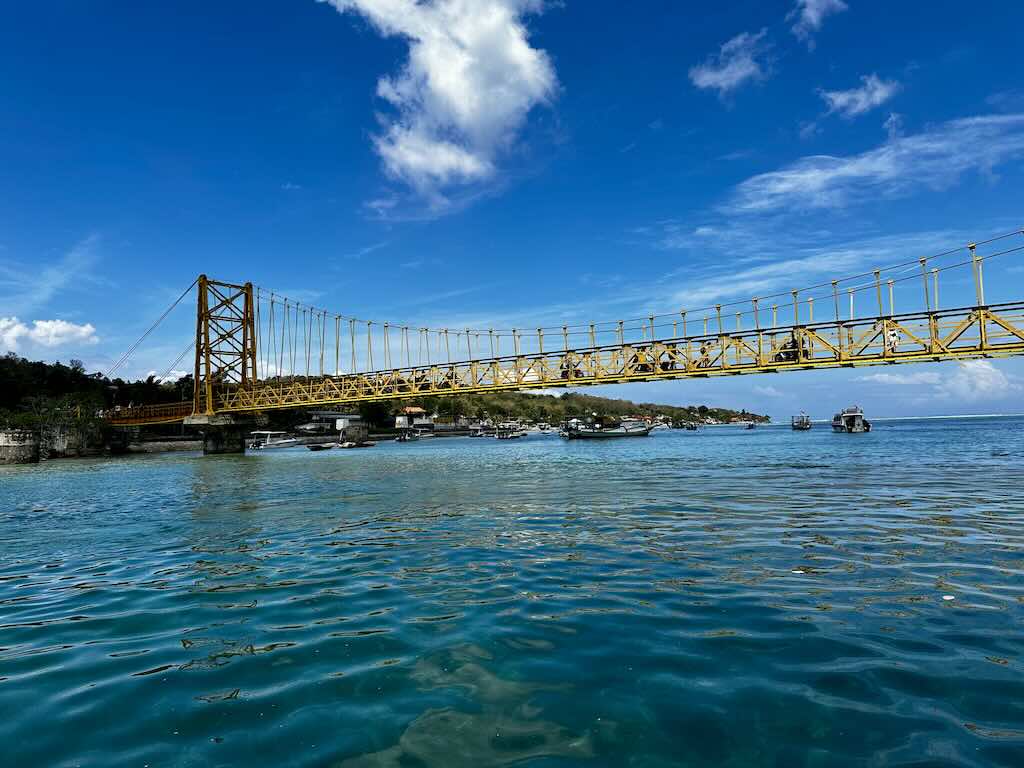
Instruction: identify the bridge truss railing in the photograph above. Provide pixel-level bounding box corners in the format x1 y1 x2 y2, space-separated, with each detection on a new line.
98 229 1024 425
102 400 193 427
237 233 1023 382
207 301 1024 413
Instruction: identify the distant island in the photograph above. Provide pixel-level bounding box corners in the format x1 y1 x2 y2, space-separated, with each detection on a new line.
348 390 769 430
0 352 769 449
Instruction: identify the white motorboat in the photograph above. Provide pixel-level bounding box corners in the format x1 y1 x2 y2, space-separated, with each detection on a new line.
250 431 299 449
832 406 871 433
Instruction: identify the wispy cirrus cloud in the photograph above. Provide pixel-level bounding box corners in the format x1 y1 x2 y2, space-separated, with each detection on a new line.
631 217 979 317
660 229 965 310
753 384 784 398
819 74 901 118
788 0 847 48
986 90 1024 113
857 370 942 386
319 0 556 207
725 113 1024 214
340 241 389 261
688 29 771 98
0 235 101 317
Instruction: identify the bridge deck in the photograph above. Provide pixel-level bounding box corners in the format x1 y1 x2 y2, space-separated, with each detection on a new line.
104 303 1024 425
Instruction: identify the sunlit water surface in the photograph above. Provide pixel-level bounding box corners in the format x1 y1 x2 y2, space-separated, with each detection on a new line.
2 417 1023 767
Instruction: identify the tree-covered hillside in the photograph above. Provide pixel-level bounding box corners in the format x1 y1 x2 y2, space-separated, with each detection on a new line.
353 391 767 428
0 353 768 430
0 353 191 429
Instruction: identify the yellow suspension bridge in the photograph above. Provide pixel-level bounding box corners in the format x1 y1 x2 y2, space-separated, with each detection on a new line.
104 230 1024 433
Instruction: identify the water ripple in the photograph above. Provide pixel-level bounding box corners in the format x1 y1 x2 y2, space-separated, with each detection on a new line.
0 418 1022 766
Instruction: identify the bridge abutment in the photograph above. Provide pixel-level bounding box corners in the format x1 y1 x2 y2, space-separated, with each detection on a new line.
184 414 254 455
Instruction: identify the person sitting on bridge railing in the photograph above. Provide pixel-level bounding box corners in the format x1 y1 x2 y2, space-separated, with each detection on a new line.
774 332 809 363
659 345 677 371
629 348 655 373
886 328 900 354
560 356 581 380
697 343 712 368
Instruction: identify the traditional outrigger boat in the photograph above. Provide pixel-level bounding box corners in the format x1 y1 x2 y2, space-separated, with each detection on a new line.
791 413 812 431
496 421 527 439
561 415 652 439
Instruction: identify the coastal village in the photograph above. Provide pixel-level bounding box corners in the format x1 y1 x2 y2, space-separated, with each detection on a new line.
0 353 769 463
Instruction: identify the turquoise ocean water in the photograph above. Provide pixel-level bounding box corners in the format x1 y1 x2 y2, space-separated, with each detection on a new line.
1 417 1023 767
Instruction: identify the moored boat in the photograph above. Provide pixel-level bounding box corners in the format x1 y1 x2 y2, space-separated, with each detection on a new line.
495 421 527 439
832 406 871 433
306 442 336 451
791 413 812 431
561 415 652 439
250 431 299 450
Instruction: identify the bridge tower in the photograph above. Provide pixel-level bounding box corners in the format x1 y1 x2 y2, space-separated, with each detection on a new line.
193 275 258 415
187 276 258 454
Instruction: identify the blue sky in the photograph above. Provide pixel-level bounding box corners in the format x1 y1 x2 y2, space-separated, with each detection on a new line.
3 0 1024 419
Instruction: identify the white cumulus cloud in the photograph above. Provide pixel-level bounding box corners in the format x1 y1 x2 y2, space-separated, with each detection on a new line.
145 369 190 384
936 360 1019 403
0 317 98 353
788 0 848 47
859 361 1019 404
726 113 1024 213
319 0 556 201
819 74 901 118
689 29 771 98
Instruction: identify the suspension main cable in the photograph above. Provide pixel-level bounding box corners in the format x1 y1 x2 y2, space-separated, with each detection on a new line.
251 228 1023 338
157 341 196 382
106 277 199 379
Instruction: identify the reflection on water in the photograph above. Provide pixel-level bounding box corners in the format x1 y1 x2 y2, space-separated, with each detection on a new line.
1 417 1023 767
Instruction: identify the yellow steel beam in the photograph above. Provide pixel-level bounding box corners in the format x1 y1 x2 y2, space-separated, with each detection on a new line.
103 301 1024 425
104 402 193 426
218 302 1024 412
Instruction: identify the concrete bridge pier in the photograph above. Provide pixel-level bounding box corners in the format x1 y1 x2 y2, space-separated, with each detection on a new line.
184 414 254 455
